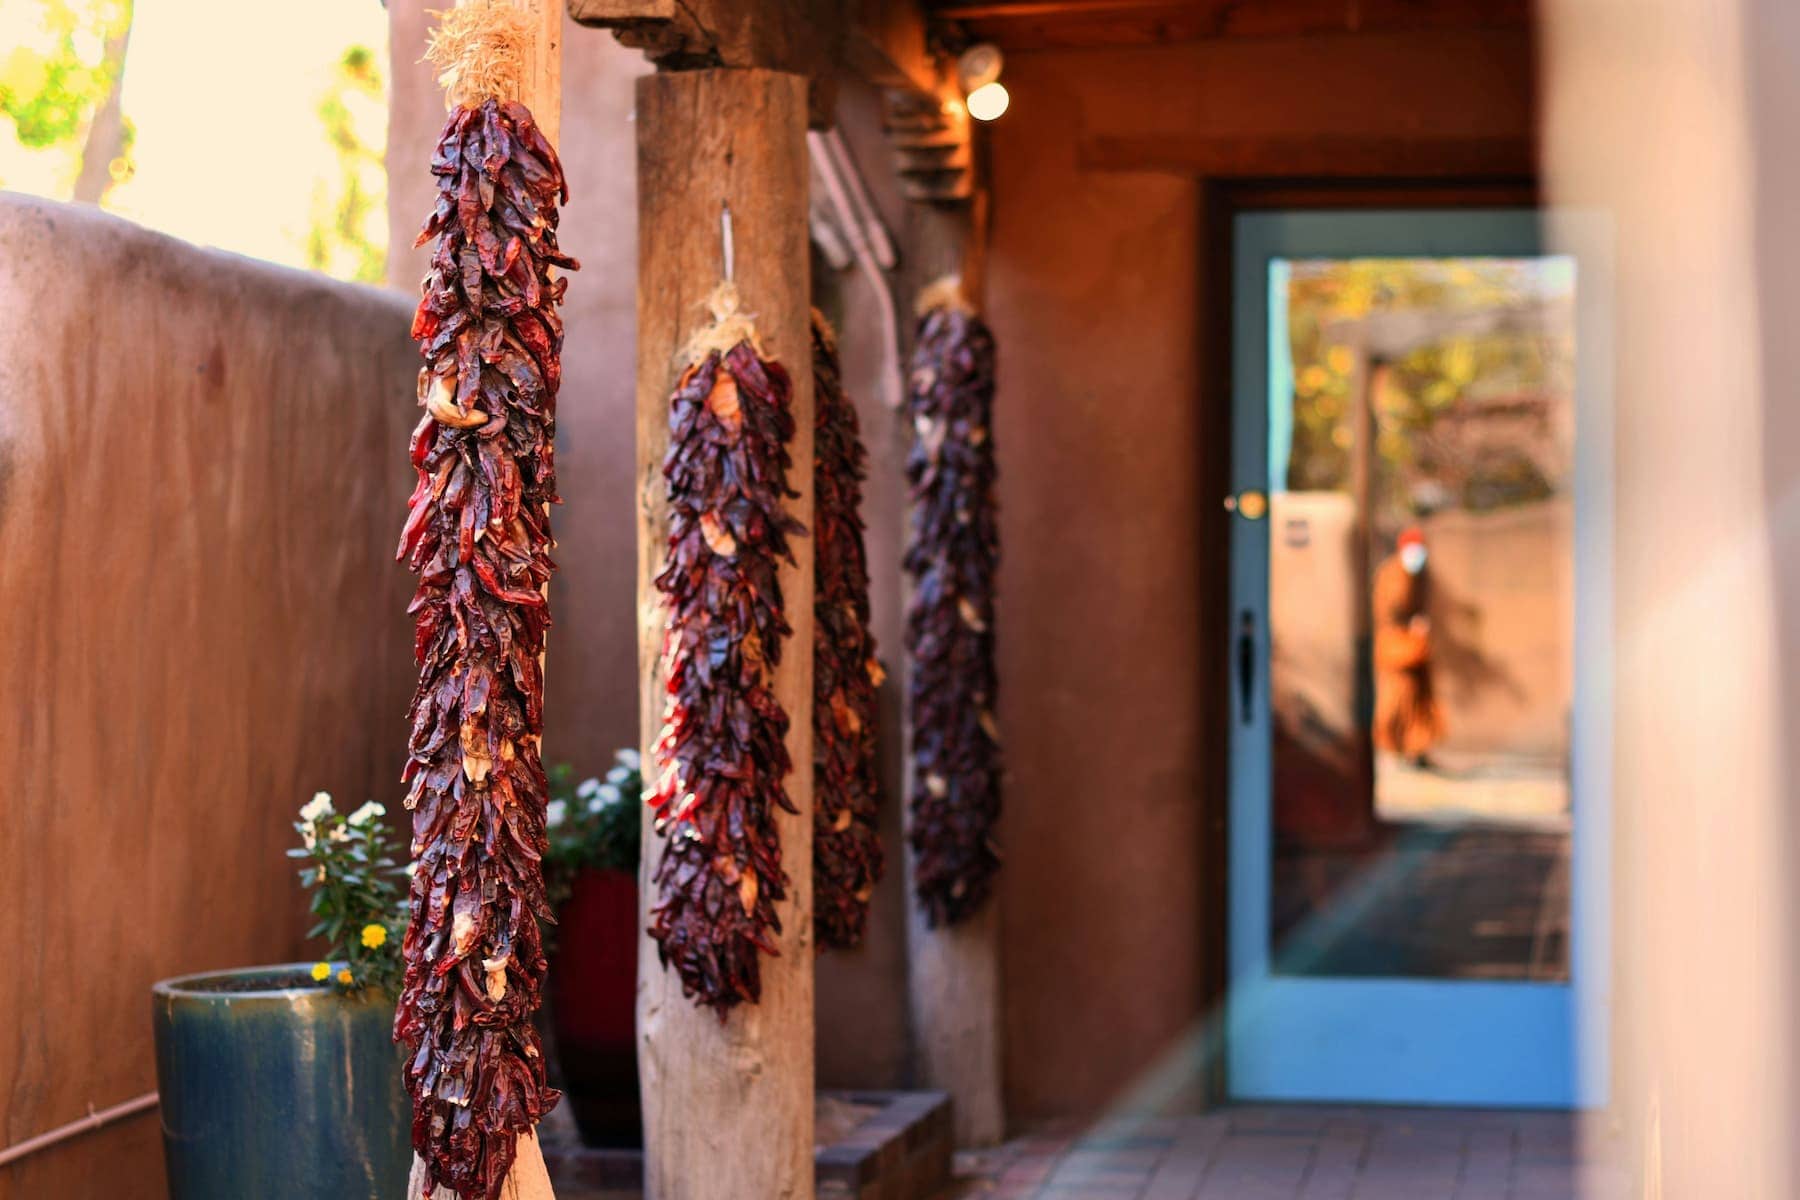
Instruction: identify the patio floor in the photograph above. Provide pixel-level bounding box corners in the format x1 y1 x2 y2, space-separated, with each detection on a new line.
941 1107 1627 1200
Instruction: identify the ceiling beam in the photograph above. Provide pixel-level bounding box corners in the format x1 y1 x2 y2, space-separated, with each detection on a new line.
927 0 1530 50
1078 133 1536 180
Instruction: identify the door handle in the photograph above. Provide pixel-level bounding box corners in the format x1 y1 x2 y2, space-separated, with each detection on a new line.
1224 490 1268 520
1237 608 1256 725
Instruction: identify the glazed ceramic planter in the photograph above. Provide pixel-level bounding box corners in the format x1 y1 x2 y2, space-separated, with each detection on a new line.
152 964 410 1199
549 868 641 1147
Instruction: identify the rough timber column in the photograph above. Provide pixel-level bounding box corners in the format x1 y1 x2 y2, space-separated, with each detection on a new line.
868 37 1004 1144
900 191 1004 1149
633 68 816 1200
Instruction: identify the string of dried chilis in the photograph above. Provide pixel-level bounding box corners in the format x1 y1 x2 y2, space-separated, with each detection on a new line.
904 286 1002 928
810 312 884 950
650 288 806 1015
395 93 576 1200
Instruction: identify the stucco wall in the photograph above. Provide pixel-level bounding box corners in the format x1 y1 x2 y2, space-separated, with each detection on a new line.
0 195 417 1198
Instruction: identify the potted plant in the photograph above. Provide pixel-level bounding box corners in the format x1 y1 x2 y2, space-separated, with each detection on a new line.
151 794 412 1198
543 749 643 1147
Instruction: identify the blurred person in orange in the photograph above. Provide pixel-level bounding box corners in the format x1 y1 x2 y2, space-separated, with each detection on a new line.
1373 526 1445 767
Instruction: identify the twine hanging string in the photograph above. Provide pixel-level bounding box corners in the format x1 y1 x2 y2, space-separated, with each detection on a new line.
721 200 736 285
677 204 766 363
425 2 533 109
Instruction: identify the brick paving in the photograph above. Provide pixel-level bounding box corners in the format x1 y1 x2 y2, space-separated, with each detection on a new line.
942 1108 1627 1200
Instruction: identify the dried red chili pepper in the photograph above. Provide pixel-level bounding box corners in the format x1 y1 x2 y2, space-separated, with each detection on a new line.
395 94 576 1200
650 292 806 1014
904 287 1001 928
810 312 884 950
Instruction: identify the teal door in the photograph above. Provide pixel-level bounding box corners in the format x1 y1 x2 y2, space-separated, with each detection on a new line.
1226 209 1611 1107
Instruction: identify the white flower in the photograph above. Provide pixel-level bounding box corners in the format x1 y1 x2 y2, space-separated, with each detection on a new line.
616 749 641 770
405 862 419 878
347 801 386 827
575 777 602 801
301 828 318 851
327 825 351 844
598 783 622 806
605 765 630 785
299 792 334 824
545 799 568 829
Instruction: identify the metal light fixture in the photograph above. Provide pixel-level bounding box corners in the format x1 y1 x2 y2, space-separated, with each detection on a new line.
957 43 1009 122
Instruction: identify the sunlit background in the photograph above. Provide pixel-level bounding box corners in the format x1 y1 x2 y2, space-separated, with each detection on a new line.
0 0 388 281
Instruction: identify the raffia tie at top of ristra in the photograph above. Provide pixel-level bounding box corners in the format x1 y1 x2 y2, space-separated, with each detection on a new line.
680 282 765 364
426 2 534 109
915 273 977 318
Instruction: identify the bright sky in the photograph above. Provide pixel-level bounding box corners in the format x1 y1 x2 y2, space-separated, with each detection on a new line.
0 0 389 272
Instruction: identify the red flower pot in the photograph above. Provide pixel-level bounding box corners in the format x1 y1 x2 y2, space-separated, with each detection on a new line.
549 867 641 1147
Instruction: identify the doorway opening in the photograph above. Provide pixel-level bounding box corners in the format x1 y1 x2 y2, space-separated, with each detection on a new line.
1222 208 1610 1108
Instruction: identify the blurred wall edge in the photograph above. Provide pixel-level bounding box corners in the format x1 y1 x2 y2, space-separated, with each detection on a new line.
0 195 418 1199
1541 0 1800 1194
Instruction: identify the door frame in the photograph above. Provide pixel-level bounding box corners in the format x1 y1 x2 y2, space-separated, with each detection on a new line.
1225 206 1613 1107
1195 174 1551 1106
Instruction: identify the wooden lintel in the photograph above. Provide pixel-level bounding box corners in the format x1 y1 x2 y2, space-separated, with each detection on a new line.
926 0 1529 51
567 0 843 122
1078 135 1538 181
567 0 674 20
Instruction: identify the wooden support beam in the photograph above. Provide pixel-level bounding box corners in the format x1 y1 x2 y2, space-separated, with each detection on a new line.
905 890 1004 1146
408 1134 555 1200
634 67 816 1200
513 0 563 146
898 196 1004 1149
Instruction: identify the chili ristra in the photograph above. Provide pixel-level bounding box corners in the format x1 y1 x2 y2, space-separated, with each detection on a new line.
650 292 806 1015
904 287 1001 928
810 312 884 951
395 94 576 1200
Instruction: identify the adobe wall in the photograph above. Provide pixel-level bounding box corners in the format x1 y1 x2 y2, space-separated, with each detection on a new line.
0 195 417 1199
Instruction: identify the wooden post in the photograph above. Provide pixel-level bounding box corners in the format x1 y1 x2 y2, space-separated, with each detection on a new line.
900 192 1005 1149
634 68 816 1200
518 0 562 147
407 1 560 1195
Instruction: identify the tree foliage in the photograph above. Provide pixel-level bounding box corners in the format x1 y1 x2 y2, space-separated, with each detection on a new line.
1283 257 1576 525
0 0 125 142
302 44 388 284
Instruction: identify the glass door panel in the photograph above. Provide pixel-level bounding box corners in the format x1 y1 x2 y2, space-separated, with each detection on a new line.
1227 210 1610 1108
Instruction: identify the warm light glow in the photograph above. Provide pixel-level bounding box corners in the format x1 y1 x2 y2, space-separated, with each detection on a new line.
967 81 1010 122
